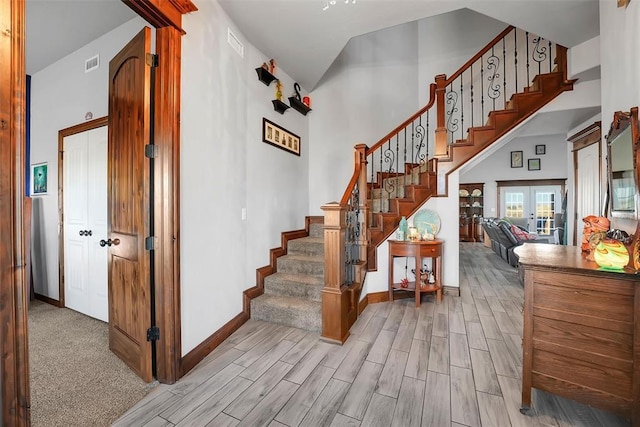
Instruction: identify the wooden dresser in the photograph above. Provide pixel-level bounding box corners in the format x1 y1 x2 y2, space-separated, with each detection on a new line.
515 243 639 425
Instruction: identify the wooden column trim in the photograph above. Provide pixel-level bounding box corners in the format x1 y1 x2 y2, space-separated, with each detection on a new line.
153 26 182 384
1 0 29 424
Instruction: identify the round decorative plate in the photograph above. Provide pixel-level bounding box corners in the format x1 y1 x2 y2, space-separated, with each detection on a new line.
459 189 469 197
471 188 482 197
414 209 441 236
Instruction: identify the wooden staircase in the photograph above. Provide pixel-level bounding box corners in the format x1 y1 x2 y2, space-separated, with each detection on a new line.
243 25 577 343
364 68 574 271
435 69 575 179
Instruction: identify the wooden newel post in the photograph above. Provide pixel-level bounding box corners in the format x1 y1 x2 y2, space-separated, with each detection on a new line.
434 74 449 157
321 202 349 343
355 144 369 266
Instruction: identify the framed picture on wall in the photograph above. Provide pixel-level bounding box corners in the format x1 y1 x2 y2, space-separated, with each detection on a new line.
262 117 300 156
535 144 546 155
30 162 48 195
510 151 523 168
528 158 541 171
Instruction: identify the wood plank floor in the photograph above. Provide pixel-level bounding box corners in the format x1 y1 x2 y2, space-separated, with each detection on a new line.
115 243 631 427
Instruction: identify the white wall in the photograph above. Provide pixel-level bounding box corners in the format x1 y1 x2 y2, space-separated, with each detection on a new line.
600 0 640 234
307 8 507 293
460 134 569 217
307 21 420 215
30 17 149 299
180 1 309 354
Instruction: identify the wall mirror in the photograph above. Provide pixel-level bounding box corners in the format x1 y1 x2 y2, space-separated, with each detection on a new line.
607 107 639 219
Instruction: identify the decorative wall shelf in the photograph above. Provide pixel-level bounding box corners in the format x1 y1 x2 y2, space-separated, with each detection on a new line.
255 67 277 86
288 97 312 116
272 99 289 114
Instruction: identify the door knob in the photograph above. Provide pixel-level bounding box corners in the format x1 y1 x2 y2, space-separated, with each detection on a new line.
87 230 92 236
99 238 121 247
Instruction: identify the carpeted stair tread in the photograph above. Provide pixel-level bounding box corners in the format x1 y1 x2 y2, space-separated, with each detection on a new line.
264 272 324 301
251 294 322 332
287 237 324 256
277 253 324 277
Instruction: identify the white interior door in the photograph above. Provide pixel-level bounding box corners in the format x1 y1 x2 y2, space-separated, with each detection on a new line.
575 143 601 245
63 126 108 321
501 185 562 236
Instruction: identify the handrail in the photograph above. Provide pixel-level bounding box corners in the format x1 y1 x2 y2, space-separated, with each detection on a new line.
366 83 437 156
340 156 363 205
445 25 514 86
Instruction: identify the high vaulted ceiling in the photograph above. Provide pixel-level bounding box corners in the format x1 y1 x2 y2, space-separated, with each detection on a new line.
25 0 601 138
218 0 600 91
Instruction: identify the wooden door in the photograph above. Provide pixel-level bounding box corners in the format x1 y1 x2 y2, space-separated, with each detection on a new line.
108 27 153 382
63 126 108 322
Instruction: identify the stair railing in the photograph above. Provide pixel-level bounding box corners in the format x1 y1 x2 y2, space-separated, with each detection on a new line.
322 24 567 343
435 26 562 156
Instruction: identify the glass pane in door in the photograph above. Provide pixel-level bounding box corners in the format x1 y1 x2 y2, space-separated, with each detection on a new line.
533 190 556 235
504 190 525 218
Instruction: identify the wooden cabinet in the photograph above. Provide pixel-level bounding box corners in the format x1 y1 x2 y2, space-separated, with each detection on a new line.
388 239 443 307
459 183 484 242
515 244 640 425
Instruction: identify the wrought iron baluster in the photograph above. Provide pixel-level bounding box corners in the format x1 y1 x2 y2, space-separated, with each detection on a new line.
414 115 426 167
548 40 552 73
514 30 518 94
460 75 464 142
395 134 400 198
425 111 429 163
470 63 474 128
487 45 500 111
526 31 530 88
502 36 507 109
532 35 548 78
403 128 408 187
383 139 395 212
481 55 485 119
411 121 415 180
446 86 459 144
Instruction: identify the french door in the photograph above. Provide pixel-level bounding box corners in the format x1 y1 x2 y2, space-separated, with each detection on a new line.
500 185 562 236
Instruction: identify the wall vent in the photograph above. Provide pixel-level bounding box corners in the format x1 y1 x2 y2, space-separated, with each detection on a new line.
85 55 99 73
227 28 244 58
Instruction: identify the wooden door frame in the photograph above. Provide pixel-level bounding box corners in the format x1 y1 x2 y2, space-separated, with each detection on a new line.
2 1 197 423
1 1 29 424
58 116 109 309
568 122 602 245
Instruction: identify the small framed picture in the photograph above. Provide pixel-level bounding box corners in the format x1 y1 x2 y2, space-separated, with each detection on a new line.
31 162 48 195
528 158 541 171
262 117 300 156
510 151 523 168
535 144 546 155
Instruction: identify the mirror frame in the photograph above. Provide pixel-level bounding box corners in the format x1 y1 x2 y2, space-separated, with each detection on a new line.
606 108 639 219
605 107 640 272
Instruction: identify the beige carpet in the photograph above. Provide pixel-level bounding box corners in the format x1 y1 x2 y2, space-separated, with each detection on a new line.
28 300 155 427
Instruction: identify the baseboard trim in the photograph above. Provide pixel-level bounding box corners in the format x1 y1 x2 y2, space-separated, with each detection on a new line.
444 285 461 296
34 293 62 307
358 296 368 314
364 286 459 305
179 311 248 377
180 217 324 378
367 291 389 304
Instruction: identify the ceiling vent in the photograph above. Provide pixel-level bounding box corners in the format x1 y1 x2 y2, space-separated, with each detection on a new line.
85 55 99 73
227 28 244 58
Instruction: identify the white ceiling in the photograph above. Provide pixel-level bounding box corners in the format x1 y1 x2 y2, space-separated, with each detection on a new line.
25 0 601 139
218 0 600 91
26 0 137 75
